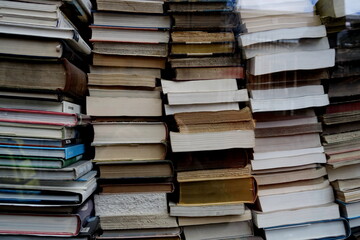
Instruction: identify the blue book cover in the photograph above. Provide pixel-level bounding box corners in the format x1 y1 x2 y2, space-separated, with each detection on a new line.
0 144 85 159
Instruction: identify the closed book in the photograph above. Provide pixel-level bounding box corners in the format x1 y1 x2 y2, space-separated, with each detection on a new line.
0 143 84 159
92 53 166 69
0 160 92 180
0 154 82 168
174 66 244 80
0 136 80 148
0 58 87 98
0 122 78 140
96 0 164 13
177 169 257 205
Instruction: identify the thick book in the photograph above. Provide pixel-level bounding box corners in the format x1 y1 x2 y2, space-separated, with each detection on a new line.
86 96 162 117
0 122 78 140
0 143 84 159
0 154 82 168
169 201 245 217
0 108 89 127
164 102 240 115
97 227 181 240
90 25 170 44
183 221 253 240
173 148 250 171
93 143 167 162
0 160 92 180
170 130 255 152
0 98 81 114
263 218 349 240
174 66 244 80
97 160 173 179
94 193 178 230
99 182 174 194
92 12 171 29
92 122 167 145
92 53 166 69
168 1 234 12
177 168 257 205
0 22 90 55
248 49 335 75
169 56 241 68
238 25 327 47
96 0 165 13
256 185 334 212
0 58 87 99
316 0 360 18
253 203 340 229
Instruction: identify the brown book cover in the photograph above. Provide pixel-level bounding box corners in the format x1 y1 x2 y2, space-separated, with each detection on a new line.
175 66 244 80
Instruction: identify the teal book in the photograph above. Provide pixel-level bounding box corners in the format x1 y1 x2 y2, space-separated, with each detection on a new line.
0 144 85 159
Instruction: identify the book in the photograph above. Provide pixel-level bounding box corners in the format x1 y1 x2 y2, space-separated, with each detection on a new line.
0 22 90 55
263 218 349 240
183 221 253 240
88 87 161 99
0 36 87 67
168 1 234 12
173 148 250 171
169 56 241 68
174 66 244 80
256 185 334 212
0 212 83 236
0 177 96 206
86 96 162 117
161 78 239 93
316 0 360 18
90 25 170 43
327 164 360 182
0 136 80 148
0 98 81 114
0 143 84 159
92 122 166 144
92 12 170 29
92 53 166 69
0 160 92 180
97 160 173 179
166 89 248 105
0 58 87 99
172 12 239 30
253 203 341 228
0 154 82 168
237 0 315 13
92 41 168 57
99 182 174 194
240 14 322 33
248 49 335 75
170 130 255 152
339 200 360 218
94 193 178 230
178 209 252 226
238 25 327 47
97 227 181 239
250 94 329 112
169 201 245 217
93 143 167 162
0 122 78 140
96 0 165 13
0 108 88 127
88 73 158 88
242 37 330 59
164 102 240 115
178 174 257 205
254 165 327 185
90 65 161 78
333 178 360 192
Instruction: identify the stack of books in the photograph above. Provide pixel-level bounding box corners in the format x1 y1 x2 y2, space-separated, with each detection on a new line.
163 2 258 236
87 0 179 239
317 0 360 237
0 1 97 239
237 0 349 239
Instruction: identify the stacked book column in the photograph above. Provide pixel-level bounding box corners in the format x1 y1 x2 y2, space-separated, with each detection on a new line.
163 1 258 239
86 0 179 238
0 0 97 239
236 0 349 239
317 0 360 237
